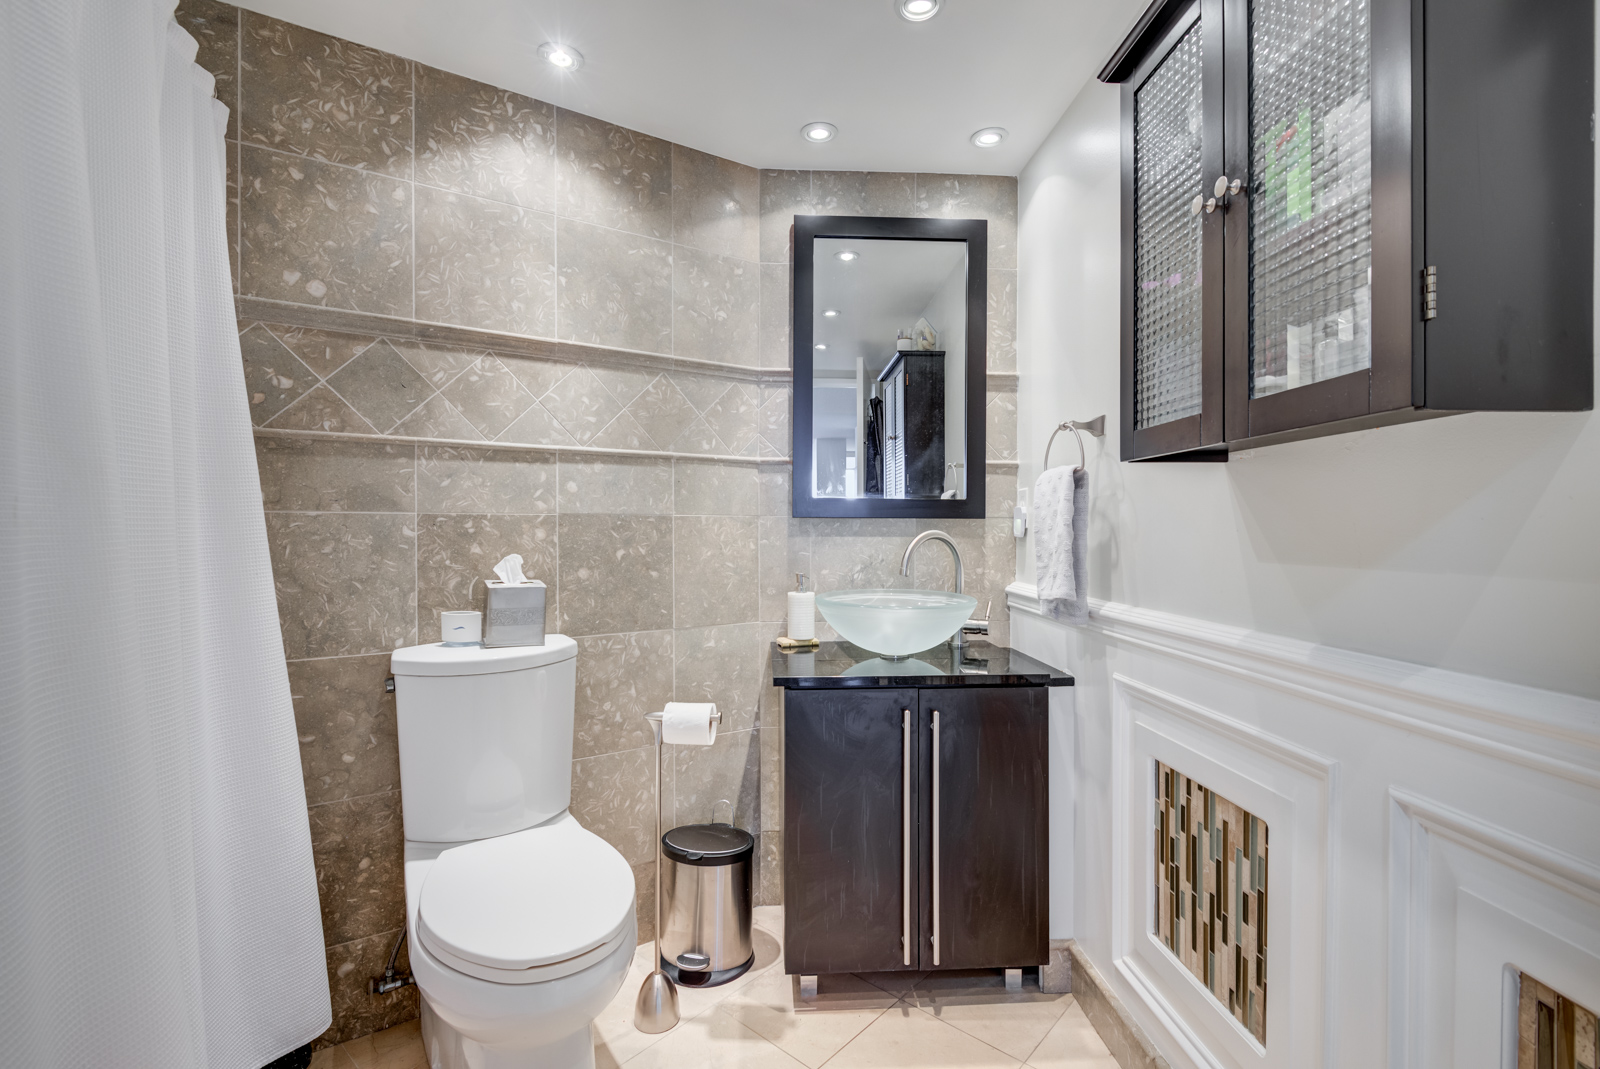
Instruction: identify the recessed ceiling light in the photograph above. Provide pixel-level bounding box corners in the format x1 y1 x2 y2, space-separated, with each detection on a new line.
823 309 840 317
835 250 858 262
897 0 941 21
970 127 1008 148
538 42 583 71
815 343 828 350
801 122 837 143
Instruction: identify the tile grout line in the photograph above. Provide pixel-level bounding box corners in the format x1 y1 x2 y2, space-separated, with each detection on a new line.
412 439 419 645
323 923 405 954
213 123 775 304
263 377 381 436
552 106 559 346
259 321 379 380
234 6 242 296
667 146 674 367
409 59 417 323
306 786 401 811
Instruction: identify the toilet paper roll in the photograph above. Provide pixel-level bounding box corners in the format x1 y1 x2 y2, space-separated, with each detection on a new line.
661 702 718 747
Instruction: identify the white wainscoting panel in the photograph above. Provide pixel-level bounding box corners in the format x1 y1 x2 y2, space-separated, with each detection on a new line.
1111 675 1335 1069
1008 583 1600 1069
1389 790 1600 1069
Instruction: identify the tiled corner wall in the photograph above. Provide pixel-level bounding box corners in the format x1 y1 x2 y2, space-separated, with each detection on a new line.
179 0 1018 1047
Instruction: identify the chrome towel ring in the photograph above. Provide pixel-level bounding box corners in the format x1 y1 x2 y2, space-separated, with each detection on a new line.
1042 415 1106 472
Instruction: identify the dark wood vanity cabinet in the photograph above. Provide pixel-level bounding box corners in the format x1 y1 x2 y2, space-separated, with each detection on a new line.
1105 0 1593 461
782 685 1048 976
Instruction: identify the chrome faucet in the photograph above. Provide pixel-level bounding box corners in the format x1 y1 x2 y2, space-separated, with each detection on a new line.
900 531 990 652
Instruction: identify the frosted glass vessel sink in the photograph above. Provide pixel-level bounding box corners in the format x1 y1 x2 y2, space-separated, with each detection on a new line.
815 590 977 657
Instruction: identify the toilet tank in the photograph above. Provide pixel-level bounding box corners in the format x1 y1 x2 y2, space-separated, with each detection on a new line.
390 636 578 843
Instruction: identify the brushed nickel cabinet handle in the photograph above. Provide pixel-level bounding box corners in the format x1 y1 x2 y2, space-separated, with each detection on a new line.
931 707 941 967
902 708 912 966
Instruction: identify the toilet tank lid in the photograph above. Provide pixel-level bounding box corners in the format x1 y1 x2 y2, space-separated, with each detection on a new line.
391 634 576 677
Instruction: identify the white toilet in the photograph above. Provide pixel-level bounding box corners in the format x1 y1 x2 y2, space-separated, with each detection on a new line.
390 635 636 1069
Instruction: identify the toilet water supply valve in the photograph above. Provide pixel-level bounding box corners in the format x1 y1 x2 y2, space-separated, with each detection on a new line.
369 928 415 995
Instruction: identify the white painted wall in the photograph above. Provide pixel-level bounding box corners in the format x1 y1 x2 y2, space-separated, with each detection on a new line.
1014 82 1600 702
1013 47 1600 1069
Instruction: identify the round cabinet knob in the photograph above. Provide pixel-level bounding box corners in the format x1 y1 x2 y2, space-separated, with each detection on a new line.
1214 175 1244 198
1191 194 1204 217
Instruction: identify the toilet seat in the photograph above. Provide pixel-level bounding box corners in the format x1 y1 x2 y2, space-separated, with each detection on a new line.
416 815 634 986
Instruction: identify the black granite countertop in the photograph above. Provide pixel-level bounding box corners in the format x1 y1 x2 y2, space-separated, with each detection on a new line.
771 640 1073 689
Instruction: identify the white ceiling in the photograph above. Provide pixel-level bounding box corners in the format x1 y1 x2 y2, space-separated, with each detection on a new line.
812 237 966 374
240 0 1149 175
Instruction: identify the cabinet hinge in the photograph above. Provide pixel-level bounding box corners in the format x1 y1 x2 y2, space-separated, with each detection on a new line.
1421 266 1438 321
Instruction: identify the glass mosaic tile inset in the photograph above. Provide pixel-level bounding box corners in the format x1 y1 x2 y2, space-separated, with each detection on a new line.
1155 762 1268 1043
1248 0 1373 398
1134 24 1205 429
1518 972 1598 1069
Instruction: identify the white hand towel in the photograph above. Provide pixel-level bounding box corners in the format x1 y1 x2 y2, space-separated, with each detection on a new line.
1033 466 1089 624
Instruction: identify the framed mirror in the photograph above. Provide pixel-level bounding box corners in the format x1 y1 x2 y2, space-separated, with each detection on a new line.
792 215 987 518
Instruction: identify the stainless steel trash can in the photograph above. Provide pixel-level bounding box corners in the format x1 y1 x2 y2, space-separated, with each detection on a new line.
659 823 754 987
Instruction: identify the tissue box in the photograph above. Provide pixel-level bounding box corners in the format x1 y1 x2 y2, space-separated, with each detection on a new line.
483 579 546 646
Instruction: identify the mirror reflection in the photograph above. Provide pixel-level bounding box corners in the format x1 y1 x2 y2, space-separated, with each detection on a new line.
809 237 968 501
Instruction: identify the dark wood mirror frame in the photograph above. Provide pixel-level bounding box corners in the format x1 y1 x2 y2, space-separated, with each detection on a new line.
791 215 988 519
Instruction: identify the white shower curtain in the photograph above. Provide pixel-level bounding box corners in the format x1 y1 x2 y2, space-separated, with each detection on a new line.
0 2 330 1067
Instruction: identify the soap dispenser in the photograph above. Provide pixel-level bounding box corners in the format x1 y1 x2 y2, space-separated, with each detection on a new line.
787 574 815 643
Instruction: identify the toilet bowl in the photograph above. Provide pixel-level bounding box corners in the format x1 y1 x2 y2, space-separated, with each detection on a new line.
390 636 636 1069
403 815 635 1069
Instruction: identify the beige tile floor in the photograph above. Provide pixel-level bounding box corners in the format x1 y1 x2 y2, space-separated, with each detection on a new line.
310 908 1119 1069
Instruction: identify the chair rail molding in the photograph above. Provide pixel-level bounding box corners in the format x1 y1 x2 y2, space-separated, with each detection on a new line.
1006 583 1600 790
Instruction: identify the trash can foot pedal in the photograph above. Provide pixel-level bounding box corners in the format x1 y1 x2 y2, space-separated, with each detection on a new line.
660 951 753 988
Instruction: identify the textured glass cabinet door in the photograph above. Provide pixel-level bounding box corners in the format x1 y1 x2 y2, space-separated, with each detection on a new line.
1133 24 1207 430
1247 0 1373 399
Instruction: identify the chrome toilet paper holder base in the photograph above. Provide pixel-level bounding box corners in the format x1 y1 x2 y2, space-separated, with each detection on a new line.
634 706 725 1034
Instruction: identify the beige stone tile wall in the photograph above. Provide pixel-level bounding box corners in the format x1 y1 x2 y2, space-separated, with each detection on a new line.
179 0 1018 1048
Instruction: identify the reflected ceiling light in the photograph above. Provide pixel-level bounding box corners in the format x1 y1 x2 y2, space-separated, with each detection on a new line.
815 343 828 350
835 250 858 261
897 0 941 21
823 309 840 317
970 127 1008 148
801 122 837 143
538 42 584 71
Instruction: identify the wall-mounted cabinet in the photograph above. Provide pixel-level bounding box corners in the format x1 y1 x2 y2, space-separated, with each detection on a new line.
1103 0 1594 461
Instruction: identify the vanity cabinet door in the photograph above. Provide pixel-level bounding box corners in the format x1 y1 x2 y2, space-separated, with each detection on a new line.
921 687 1048 970
783 688 920 975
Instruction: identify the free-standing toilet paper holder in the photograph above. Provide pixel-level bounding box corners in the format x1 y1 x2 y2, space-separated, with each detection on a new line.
633 707 723 1034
